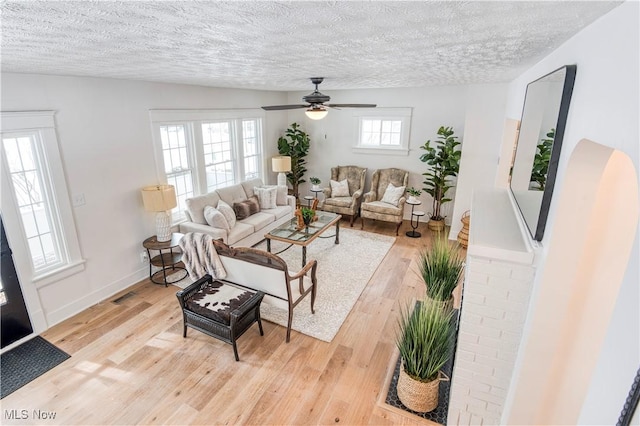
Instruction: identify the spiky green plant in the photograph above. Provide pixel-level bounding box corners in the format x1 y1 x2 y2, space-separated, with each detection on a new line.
418 237 464 301
396 300 454 382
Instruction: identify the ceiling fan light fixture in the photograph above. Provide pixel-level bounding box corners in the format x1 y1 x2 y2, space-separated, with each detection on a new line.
305 106 328 120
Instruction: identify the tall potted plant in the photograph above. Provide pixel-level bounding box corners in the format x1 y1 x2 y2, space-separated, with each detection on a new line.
396 299 454 413
419 126 462 231
417 236 464 311
277 123 310 200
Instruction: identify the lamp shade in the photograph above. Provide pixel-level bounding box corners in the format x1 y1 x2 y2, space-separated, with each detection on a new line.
141 185 177 212
272 156 291 172
305 108 328 120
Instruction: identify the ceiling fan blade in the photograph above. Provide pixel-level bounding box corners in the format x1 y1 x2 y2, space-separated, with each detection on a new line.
326 104 377 108
261 104 309 111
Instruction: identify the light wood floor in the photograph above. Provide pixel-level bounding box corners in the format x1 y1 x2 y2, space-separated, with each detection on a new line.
2 219 462 425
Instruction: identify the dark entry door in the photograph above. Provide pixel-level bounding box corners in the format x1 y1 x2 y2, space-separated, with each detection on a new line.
1 215 33 348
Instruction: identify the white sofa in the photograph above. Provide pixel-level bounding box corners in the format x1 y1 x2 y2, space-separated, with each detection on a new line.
179 178 295 247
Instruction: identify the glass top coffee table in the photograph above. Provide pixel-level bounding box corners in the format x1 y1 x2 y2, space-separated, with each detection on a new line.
264 211 342 267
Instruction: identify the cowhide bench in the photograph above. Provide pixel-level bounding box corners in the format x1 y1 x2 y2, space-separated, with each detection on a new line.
176 274 264 361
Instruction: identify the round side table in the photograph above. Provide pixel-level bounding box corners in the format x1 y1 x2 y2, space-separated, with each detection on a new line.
143 233 188 286
303 195 315 207
405 200 424 238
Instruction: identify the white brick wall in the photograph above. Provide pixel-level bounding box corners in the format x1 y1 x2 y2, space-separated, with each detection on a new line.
448 253 535 425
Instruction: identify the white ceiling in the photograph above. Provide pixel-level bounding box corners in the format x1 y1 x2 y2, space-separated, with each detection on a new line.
1 1 622 91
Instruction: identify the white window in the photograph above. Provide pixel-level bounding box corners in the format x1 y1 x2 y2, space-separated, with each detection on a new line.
353 108 412 155
150 110 265 223
1 112 84 285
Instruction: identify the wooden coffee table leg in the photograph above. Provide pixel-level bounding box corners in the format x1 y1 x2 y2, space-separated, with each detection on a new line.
335 221 340 244
266 238 271 253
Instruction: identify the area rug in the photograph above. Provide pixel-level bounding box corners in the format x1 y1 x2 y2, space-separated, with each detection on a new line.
1 336 70 399
172 228 395 342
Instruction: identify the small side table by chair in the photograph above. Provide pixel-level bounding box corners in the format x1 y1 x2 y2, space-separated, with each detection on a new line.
405 199 425 238
143 233 188 286
303 195 315 207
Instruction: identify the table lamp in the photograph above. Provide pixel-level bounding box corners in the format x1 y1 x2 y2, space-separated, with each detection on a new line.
272 156 291 187
141 184 177 242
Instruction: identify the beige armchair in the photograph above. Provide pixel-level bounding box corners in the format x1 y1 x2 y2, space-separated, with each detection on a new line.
318 165 367 226
360 168 409 235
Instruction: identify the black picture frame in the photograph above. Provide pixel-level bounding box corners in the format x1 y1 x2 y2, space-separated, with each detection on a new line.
617 367 640 426
510 65 577 241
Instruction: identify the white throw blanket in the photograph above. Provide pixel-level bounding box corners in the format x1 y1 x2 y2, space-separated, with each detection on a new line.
178 233 227 281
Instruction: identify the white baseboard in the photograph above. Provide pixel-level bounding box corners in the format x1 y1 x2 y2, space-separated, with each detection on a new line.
44 268 148 327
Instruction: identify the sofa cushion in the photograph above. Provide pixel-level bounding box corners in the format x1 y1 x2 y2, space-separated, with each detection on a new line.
216 184 247 207
233 196 260 220
240 211 276 231
227 222 254 245
185 192 221 225
254 186 278 209
204 206 230 230
217 200 236 228
261 205 291 220
241 178 264 199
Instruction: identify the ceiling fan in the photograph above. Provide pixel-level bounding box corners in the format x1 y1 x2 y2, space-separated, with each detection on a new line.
261 77 376 120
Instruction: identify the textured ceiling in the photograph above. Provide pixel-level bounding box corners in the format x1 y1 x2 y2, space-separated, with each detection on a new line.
0 1 622 91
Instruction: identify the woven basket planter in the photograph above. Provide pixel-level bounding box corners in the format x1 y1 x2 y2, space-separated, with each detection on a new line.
397 367 447 413
456 210 470 248
427 218 446 232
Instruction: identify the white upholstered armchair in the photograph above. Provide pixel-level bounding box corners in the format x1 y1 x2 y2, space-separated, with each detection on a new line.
360 168 409 235
318 165 367 227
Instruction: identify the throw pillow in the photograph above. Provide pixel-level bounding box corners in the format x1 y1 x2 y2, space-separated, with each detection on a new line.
381 183 406 207
255 186 278 209
274 185 288 205
204 205 230 230
217 200 236 228
233 196 260 220
330 179 350 197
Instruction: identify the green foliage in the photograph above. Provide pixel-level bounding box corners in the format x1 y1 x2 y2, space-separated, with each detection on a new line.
300 207 315 224
396 300 454 382
277 123 310 199
418 237 464 301
530 128 555 191
309 177 321 185
419 126 462 221
406 187 422 197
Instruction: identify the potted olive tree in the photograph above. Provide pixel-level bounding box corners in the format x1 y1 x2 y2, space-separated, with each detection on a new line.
277 123 310 200
417 236 464 312
419 126 462 231
396 299 454 412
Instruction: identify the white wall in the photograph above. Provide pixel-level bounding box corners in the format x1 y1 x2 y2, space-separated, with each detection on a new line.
449 84 508 239
0 73 288 330
284 85 502 224
502 1 639 423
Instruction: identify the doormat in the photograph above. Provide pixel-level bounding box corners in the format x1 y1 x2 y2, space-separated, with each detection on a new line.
1 336 70 399
383 307 459 423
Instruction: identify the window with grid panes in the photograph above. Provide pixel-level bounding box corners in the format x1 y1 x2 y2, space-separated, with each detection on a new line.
353 108 412 155
159 124 195 221
1 111 84 283
150 110 265 224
